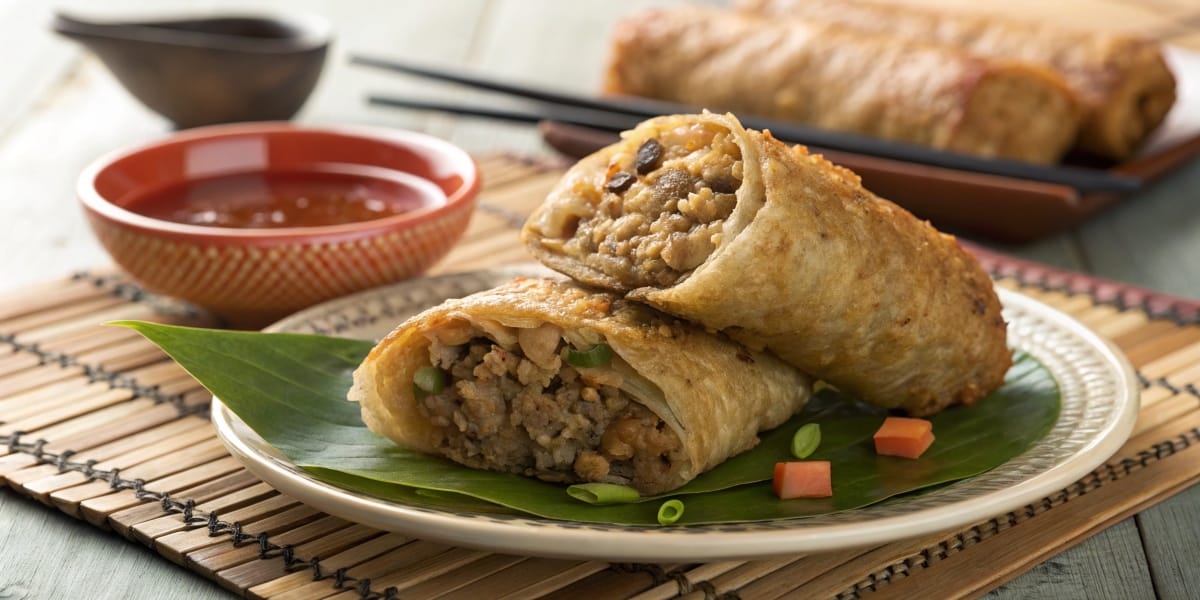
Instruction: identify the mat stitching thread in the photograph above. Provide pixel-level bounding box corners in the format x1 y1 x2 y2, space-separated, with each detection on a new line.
991 271 1197 326
70 272 204 319
1138 372 1200 401
70 271 203 319
0 430 398 600
0 335 207 418
611 563 672 586
828 427 1200 599
694 580 719 600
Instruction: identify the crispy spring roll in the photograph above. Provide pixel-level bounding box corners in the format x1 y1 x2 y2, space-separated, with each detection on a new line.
522 112 1011 416
603 6 1080 164
738 0 1177 160
350 278 811 496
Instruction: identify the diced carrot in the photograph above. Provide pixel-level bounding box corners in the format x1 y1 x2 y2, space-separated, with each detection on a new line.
873 416 936 459
772 461 833 499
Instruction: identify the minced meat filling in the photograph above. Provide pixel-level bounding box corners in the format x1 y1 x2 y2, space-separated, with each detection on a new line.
418 325 685 490
562 123 743 289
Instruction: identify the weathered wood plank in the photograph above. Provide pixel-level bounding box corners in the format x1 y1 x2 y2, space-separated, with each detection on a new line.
1135 483 1200 600
1077 163 1200 299
983 519 1156 600
0 488 230 600
864 439 1200 599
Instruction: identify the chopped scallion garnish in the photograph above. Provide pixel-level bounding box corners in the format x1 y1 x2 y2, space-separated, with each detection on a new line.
566 343 614 368
657 499 685 525
791 423 821 459
413 366 447 394
566 483 640 505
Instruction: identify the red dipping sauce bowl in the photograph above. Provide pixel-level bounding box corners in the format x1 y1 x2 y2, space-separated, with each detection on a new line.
78 122 480 327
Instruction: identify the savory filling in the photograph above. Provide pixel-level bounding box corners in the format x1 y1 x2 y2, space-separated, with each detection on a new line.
558 122 743 288
415 322 685 492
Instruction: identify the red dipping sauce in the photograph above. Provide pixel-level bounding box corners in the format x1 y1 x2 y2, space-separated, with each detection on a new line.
125 166 445 229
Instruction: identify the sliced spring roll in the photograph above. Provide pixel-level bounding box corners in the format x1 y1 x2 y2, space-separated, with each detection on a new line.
350 278 811 496
603 6 1080 164
522 112 1011 416
738 0 1177 160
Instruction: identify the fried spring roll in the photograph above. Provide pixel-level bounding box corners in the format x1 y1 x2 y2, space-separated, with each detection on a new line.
522 113 1011 416
603 6 1080 164
738 0 1177 160
350 278 811 496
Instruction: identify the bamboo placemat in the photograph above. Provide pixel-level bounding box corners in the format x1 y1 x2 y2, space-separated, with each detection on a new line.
2 155 1199 599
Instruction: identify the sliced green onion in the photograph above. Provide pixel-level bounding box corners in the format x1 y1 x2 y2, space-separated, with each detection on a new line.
657 499 685 525
566 483 640 505
413 366 447 394
566 343 613 368
791 423 821 459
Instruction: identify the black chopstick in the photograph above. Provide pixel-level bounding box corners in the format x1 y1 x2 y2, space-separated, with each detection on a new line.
367 96 640 132
351 54 686 118
352 53 1142 193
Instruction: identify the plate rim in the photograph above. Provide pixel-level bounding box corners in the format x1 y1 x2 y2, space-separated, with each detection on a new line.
210 274 1140 562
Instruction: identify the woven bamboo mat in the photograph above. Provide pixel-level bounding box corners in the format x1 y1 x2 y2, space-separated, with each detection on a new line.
2 154 1199 599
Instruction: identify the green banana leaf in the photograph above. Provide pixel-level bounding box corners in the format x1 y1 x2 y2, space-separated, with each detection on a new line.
118 321 1059 525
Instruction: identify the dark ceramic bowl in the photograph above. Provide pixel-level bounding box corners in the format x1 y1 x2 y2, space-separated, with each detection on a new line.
78 123 480 327
53 12 331 129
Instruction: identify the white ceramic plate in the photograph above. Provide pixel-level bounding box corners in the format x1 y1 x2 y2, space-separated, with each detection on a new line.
211 266 1140 563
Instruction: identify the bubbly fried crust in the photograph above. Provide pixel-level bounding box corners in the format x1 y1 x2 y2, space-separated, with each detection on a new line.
523 112 1011 415
350 278 811 494
604 6 1080 164
738 0 1177 160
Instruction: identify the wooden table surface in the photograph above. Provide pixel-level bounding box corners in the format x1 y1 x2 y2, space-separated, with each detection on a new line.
1 0 1198 598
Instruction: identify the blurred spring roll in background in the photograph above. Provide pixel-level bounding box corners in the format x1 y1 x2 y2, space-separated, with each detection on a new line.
738 0 1177 160
351 278 812 496
603 6 1080 164
522 112 1011 416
